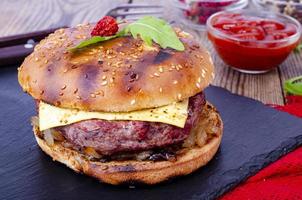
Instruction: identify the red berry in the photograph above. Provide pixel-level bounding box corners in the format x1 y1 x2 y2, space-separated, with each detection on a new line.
91 16 118 36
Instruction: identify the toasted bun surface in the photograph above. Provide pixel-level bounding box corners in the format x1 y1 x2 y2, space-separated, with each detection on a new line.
33 102 222 185
18 24 214 112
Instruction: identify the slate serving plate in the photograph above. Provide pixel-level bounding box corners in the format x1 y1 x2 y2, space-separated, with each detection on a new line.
1 66 302 200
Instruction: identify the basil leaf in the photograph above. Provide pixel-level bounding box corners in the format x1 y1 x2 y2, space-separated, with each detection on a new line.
284 75 302 95
124 16 185 51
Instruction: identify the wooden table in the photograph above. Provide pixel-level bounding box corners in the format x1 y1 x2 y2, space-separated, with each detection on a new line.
1 0 301 105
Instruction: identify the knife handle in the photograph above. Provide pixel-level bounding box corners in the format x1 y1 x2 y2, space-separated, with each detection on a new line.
0 43 36 67
0 27 66 48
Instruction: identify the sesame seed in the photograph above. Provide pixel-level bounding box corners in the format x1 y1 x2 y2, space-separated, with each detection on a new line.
90 93 96 98
40 90 44 95
177 93 182 100
56 57 61 61
76 95 81 99
130 99 136 105
109 77 114 83
61 85 66 90
101 166 108 170
154 73 160 77
159 67 163 73
211 73 215 78
44 60 48 64
59 92 64 96
102 75 107 80
34 57 39 61
202 69 206 74
193 44 200 49
63 68 68 73
198 77 201 83
73 88 78 94
106 49 112 54
101 80 108 86
173 80 178 84
201 73 205 78
95 90 104 96
149 75 154 78
159 87 163 93
196 83 201 88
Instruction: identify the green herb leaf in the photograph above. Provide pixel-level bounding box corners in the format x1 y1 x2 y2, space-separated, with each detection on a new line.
68 16 184 51
124 16 185 51
294 42 302 53
68 30 126 51
284 75 302 95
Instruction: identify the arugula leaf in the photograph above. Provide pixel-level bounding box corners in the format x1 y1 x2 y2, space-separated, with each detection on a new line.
124 16 185 51
284 75 302 95
68 29 125 51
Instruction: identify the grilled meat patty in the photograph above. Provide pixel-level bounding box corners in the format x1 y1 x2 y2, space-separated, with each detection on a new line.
56 92 206 155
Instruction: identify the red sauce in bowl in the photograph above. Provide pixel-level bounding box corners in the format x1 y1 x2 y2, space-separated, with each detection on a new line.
207 12 301 73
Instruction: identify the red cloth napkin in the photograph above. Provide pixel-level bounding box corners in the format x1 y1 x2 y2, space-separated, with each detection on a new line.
221 95 302 200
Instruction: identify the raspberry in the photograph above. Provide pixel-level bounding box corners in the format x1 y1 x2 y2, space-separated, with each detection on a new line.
91 16 118 36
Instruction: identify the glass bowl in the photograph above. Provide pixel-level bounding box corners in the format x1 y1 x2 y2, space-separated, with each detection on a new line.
171 0 248 30
253 0 302 24
207 10 302 74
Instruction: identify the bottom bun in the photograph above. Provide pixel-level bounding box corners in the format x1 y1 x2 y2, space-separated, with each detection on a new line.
34 102 223 185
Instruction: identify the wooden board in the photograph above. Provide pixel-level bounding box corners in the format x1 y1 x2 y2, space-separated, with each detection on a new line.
1 67 302 200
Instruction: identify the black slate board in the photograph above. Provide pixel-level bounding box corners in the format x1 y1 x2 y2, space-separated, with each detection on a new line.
1 66 302 200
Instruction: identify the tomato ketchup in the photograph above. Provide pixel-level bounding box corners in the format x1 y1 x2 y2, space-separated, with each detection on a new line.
207 11 301 73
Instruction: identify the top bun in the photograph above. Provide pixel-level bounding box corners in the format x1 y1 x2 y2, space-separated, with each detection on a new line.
18 23 214 112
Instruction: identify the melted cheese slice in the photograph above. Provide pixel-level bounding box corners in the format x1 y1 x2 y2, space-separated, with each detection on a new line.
39 100 189 131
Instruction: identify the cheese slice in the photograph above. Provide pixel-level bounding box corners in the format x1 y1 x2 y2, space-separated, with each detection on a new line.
39 100 189 131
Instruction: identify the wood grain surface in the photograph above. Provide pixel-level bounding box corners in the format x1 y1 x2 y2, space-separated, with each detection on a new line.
1 0 302 105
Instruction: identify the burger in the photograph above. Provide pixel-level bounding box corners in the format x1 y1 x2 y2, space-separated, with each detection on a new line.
18 16 223 185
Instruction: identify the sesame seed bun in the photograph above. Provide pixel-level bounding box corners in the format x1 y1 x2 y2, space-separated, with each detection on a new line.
18 24 214 112
33 102 222 185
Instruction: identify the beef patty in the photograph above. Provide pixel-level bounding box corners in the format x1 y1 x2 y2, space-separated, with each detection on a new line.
56 92 206 155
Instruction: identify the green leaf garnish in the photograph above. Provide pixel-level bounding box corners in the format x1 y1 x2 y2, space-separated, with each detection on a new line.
284 75 302 95
68 29 125 51
69 16 184 51
124 16 185 51
294 42 302 53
